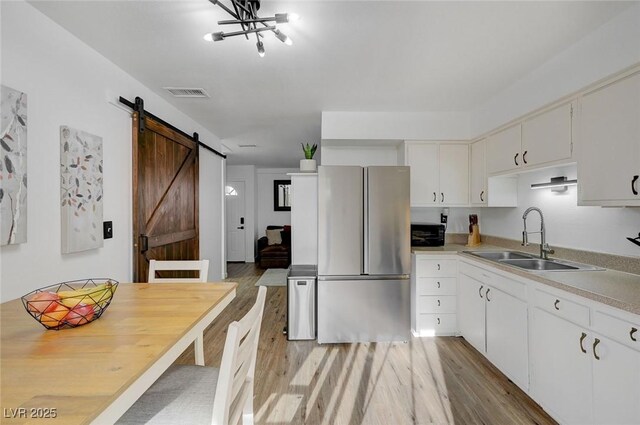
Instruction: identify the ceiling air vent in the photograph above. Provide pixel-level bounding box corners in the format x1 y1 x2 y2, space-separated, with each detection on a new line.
163 87 210 98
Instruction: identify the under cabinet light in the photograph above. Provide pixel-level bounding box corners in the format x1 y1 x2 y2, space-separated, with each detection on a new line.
531 176 577 192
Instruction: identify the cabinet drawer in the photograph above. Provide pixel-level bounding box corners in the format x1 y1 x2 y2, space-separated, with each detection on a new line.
417 295 457 314
460 261 526 300
416 277 457 295
416 313 457 335
592 311 640 352
416 259 457 277
535 289 589 327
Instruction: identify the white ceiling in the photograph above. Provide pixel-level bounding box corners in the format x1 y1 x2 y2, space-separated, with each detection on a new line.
30 0 633 167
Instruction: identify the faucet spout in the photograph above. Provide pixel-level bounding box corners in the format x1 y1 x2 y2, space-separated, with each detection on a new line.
522 207 554 259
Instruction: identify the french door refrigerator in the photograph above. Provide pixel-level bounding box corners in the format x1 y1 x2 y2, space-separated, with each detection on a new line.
317 165 411 343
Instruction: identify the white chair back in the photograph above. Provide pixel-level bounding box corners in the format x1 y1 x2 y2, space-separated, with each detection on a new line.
212 286 267 425
148 259 210 283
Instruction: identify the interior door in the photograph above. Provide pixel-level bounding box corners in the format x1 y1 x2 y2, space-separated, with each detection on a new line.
133 113 199 282
225 180 246 262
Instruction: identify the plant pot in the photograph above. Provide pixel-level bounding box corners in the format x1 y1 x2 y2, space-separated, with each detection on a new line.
300 159 317 172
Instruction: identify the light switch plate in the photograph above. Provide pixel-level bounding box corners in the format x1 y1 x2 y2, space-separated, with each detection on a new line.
103 221 113 239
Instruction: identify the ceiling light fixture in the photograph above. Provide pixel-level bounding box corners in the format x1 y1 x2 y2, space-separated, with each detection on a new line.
531 176 577 192
204 0 298 57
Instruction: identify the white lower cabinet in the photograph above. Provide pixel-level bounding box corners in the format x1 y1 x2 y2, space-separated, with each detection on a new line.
458 273 486 352
485 286 528 388
592 335 640 424
411 254 458 336
458 264 529 389
531 289 640 424
531 307 593 424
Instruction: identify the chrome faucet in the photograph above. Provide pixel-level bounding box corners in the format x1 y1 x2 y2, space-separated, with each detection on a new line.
522 207 555 260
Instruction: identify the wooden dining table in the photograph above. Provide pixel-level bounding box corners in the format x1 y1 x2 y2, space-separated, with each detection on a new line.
0 282 237 425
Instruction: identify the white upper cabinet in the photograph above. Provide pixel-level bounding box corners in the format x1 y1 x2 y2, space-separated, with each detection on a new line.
439 144 469 205
486 124 522 175
406 143 439 206
486 102 574 176
404 142 468 207
577 70 640 206
522 101 574 167
470 139 487 205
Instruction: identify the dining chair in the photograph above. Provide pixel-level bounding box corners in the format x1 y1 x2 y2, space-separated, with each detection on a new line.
148 259 210 365
117 286 267 425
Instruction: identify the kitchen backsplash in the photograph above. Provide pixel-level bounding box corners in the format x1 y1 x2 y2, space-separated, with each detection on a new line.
481 165 640 258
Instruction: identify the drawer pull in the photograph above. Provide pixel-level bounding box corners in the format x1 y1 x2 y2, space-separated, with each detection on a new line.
437 317 441 325
579 332 587 354
479 285 484 298
437 299 441 307
437 281 440 289
631 327 638 342
486 288 491 302
437 263 441 271
593 338 601 360
554 299 560 310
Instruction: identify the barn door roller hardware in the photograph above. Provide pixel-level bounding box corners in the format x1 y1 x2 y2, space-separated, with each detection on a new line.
118 96 226 159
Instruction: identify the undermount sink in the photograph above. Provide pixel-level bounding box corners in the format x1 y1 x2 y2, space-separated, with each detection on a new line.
500 258 579 271
463 250 605 272
467 251 534 261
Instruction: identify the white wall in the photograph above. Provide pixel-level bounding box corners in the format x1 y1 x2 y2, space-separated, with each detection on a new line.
0 1 225 301
226 165 256 262
256 168 296 237
472 3 640 136
321 111 472 141
481 165 640 258
199 151 225 280
321 146 400 166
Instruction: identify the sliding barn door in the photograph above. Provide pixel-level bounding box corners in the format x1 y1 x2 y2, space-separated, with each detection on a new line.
132 112 199 282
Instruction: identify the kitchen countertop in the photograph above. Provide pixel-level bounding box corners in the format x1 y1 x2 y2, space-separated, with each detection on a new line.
413 244 640 316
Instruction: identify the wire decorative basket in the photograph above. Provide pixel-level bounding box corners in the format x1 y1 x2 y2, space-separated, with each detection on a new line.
21 278 119 330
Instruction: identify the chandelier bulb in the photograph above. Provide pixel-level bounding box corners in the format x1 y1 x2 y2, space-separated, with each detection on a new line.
256 41 265 57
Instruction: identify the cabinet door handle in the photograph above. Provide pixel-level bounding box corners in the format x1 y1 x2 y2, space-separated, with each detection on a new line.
437 281 440 289
437 263 440 271
580 332 587 354
631 327 638 342
441 192 444 203
593 338 601 360
437 299 441 307
486 288 491 302
523 150 528 164
632 175 639 195
480 190 484 202
437 317 441 325
479 285 484 298
433 192 437 202
514 153 519 166
554 299 560 310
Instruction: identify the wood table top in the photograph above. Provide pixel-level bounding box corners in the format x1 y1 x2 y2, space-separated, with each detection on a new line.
0 282 237 424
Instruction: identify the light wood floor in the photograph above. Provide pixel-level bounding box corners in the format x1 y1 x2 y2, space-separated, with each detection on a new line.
176 263 556 425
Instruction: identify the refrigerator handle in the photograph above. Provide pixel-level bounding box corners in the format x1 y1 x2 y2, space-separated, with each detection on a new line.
363 167 369 275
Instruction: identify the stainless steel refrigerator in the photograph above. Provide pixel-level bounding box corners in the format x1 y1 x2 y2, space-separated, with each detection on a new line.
317 165 411 343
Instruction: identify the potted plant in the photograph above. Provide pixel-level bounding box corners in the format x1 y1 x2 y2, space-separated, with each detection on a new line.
300 143 318 172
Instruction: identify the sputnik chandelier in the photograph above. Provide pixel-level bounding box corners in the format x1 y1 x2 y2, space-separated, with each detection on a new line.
204 0 299 57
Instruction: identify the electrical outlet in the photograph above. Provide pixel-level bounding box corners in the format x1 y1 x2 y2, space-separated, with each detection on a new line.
440 214 448 224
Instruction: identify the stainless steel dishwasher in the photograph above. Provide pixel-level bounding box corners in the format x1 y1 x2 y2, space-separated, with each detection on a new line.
287 265 317 340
